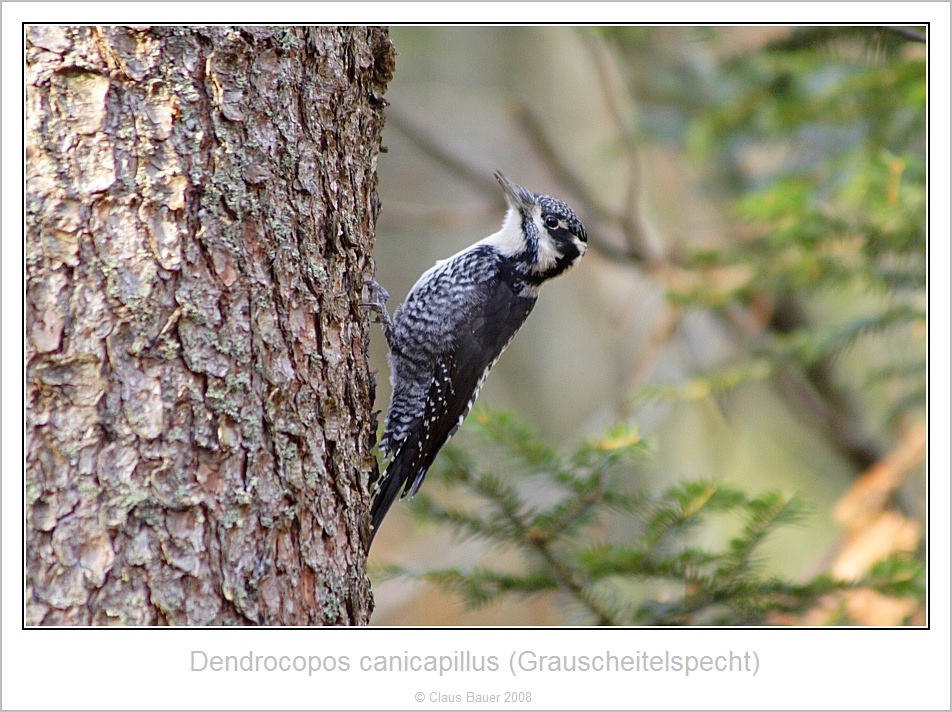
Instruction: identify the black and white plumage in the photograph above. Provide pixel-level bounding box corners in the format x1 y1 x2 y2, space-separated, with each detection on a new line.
365 171 587 546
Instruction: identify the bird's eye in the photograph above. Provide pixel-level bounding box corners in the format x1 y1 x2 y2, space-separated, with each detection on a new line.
544 215 560 229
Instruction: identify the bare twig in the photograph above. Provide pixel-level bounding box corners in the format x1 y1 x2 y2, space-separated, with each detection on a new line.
386 106 501 201
510 103 616 226
530 537 617 626
835 420 926 528
483 466 618 625
387 102 648 267
578 31 657 263
723 298 885 472
513 102 659 266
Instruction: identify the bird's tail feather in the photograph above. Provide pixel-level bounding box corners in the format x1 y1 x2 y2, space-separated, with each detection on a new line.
370 473 403 544
370 446 421 545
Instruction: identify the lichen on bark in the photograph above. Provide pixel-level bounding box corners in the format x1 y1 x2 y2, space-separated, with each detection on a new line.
25 25 393 625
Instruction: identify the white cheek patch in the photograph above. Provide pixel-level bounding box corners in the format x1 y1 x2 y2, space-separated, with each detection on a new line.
533 212 561 272
480 203 583 274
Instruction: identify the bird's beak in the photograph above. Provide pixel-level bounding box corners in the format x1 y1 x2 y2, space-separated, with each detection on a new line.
495 171 535 213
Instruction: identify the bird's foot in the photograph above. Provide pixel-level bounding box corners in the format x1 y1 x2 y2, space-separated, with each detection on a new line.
362 279 394 332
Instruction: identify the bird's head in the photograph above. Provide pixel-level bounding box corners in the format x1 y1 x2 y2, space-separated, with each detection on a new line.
490 171 588 284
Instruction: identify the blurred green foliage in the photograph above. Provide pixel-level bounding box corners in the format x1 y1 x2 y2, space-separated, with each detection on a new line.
608 25 926 433
376 26 927 625
381 409 923 625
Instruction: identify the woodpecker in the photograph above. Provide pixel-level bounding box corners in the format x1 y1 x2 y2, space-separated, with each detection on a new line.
364 171 587 546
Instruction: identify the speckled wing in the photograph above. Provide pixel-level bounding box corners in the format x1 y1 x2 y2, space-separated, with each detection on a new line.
371 272 536 535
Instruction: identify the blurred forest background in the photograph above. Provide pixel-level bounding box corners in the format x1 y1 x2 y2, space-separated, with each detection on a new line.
366 25 927 626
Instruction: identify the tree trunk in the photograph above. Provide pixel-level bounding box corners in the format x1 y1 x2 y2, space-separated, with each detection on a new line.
25 25 394 625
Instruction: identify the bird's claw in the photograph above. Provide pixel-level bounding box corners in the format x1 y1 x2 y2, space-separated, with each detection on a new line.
362 279 390 308
362 279 394 332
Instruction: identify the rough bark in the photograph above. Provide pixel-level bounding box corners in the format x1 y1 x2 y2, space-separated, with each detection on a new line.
25 25 394 625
